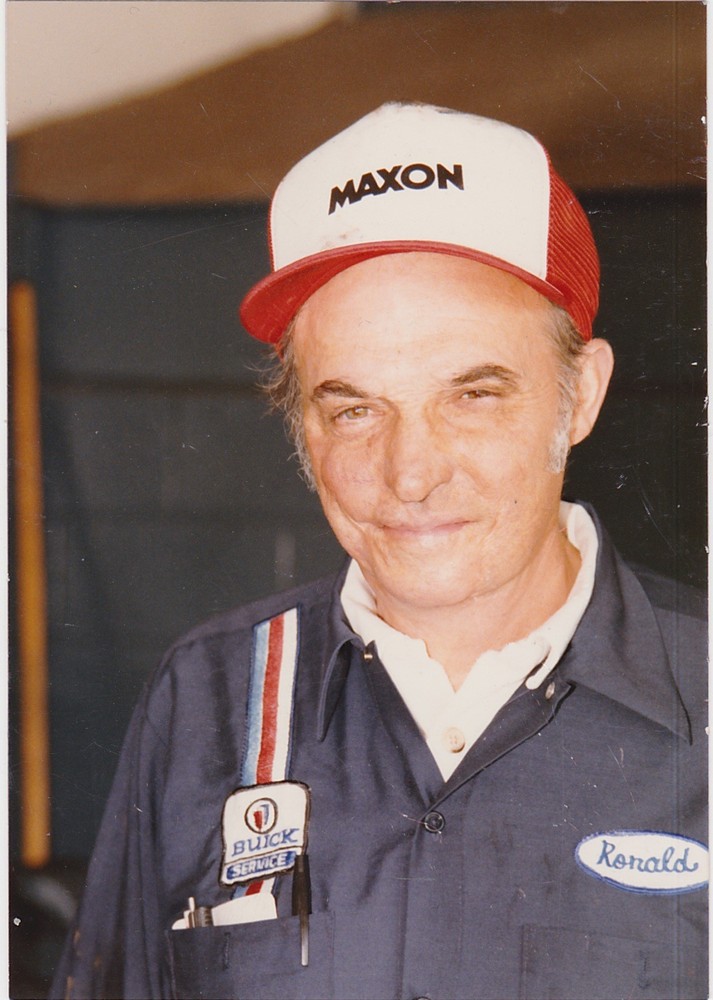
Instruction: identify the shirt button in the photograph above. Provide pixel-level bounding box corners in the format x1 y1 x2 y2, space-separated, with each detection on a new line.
442 725 466 753
424 810 445 833
545 681 556 700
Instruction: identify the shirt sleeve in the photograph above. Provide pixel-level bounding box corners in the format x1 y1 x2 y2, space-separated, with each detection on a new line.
49 681 170 1000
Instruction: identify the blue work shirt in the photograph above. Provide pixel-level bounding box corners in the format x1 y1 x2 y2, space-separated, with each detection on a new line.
51 509 707 999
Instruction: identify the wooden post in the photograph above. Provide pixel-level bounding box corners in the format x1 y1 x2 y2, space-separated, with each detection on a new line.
10 279 51 868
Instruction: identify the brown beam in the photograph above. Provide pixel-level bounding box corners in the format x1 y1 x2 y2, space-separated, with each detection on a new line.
10 279 51 868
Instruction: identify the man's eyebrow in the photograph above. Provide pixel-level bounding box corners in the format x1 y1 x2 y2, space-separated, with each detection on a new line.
448 364 520 388
312 379 369 401
311 366 520 401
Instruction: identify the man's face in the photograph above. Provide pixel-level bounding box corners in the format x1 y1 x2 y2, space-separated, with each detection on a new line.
293 252 576 620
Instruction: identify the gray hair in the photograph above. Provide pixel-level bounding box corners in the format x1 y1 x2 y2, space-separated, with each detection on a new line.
546 306 586 473
262 303 585 487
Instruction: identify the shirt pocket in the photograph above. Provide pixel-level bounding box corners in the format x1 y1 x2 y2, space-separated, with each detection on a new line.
520 924 676 1000
167 911 334 1000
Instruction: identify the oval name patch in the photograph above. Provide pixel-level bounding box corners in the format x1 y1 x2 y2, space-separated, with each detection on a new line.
576 831 708 894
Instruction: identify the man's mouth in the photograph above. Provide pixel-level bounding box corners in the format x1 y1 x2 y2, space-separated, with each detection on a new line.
381 520 469 540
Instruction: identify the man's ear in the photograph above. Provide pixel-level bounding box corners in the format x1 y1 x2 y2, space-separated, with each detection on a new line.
569 338 615 447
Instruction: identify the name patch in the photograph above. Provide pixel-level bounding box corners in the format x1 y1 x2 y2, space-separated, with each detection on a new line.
576 831 708 894
221 781 310 886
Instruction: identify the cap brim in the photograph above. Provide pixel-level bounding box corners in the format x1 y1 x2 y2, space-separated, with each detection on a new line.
239 241 567 345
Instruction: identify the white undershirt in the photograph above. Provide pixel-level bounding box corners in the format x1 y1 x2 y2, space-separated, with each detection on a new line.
340 501 598 779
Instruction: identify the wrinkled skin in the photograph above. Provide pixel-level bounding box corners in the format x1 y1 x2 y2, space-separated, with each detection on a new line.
293 253 613 682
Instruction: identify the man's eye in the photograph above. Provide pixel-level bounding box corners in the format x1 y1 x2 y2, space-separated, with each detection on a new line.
335 405 370 422
460 387 494 400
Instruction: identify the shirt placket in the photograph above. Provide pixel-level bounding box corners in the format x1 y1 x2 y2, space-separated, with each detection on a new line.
363 649 573 999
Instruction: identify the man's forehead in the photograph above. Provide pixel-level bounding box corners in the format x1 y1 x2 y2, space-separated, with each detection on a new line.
294 251 553 331
291 252 558 375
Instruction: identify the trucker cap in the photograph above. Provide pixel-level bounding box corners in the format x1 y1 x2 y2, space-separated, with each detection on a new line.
240 102 599 343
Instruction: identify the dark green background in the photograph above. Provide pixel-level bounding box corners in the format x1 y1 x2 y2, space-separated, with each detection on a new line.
8 188 706 994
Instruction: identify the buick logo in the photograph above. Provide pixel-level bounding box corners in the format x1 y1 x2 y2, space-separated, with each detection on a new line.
245 797 278 833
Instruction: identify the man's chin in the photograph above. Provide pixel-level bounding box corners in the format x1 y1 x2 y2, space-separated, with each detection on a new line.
369 566 489 618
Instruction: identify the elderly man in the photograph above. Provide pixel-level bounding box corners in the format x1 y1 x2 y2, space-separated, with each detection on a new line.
52 104 706 1000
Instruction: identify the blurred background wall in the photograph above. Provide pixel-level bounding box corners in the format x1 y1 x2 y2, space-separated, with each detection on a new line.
7 3 706 996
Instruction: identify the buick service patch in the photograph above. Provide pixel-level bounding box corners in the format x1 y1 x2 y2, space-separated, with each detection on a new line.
221 780 310 886
576 831 708 894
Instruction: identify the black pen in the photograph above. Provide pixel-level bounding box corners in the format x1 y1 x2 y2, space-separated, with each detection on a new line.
291 853 311 966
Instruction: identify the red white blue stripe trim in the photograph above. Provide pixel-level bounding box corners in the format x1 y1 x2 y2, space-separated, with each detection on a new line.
242 607 300 786
235 607 300 898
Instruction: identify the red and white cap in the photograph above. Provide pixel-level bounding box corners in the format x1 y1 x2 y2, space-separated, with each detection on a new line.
240 103 599 343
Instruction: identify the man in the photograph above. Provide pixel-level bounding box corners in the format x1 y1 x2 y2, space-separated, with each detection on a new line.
52 104 706 999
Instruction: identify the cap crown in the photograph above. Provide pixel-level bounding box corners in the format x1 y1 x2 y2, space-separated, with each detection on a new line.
241 103 599 342
272 104 550 278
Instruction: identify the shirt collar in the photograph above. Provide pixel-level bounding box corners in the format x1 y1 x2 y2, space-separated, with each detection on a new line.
560 504 691 743
316 558 363 740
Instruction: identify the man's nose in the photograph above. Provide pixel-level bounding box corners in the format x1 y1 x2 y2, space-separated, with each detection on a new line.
383 412 454 503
